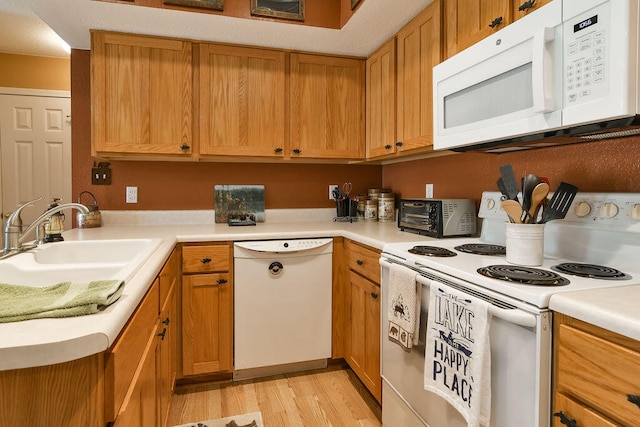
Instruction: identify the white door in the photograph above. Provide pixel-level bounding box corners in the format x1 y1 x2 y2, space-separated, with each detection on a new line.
0 88 72 248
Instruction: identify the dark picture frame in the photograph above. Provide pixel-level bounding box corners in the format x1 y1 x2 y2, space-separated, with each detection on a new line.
351 0 361 10
250 0 304 21
163 0 223 11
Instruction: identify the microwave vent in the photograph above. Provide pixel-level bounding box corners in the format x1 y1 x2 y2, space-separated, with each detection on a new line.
579 127 640 140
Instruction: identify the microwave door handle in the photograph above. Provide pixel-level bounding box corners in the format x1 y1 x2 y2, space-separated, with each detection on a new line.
413 275 537 328
532 27 555 113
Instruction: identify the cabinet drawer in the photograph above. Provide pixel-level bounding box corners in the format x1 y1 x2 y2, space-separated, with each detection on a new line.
346 240 381 283
553 393 618 427
556 323 640 426
182 244 230 273
105 280 159 422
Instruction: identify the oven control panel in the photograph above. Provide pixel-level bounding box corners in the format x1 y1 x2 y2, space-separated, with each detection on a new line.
480 191 640 226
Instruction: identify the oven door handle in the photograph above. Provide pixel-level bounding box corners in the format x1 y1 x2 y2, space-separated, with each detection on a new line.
414 275 538 328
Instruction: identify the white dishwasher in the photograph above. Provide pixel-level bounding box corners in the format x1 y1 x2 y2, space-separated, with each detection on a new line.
233 238 333 380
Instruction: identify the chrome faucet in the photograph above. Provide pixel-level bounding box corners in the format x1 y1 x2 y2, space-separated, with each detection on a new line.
2 197 90 258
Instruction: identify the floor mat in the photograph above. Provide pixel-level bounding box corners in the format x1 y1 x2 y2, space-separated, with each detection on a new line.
172 412 263 427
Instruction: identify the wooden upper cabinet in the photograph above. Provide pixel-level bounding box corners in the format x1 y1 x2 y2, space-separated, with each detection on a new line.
366 39 397 158
396 0 442 152
444 0 512 59
513 0 553 21
198 44 286 158
91 31 193 157
289 53 365 159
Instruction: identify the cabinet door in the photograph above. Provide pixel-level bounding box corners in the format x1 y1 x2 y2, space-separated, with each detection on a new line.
513 0 552 22
113 320 159 427
290 53 364 159
366 39 397 158
158 278 178 427
347 271 381 402
396 0 442 152
182 273 233 375
92 31 193 157
199 44 286 157
444 0 511 58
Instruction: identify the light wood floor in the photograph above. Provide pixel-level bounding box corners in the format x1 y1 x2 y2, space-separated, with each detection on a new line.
167 366 382 426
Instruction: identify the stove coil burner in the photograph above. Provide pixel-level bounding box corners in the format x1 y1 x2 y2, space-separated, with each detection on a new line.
408 245 457 257
477 265 570 286
454 244 506 256
551 263 631 280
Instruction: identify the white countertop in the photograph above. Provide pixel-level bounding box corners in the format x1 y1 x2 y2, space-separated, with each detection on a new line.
0 210 429 371
549 285 640 341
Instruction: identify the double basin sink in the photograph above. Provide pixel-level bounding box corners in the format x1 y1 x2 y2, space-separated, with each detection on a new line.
0 238 163 287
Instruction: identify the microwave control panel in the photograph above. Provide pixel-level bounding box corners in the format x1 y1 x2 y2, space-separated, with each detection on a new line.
564 2 609 106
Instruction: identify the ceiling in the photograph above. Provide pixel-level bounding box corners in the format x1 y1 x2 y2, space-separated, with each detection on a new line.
0 0 432 59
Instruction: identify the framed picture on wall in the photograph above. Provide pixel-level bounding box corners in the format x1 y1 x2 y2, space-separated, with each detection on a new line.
163 0 223 11
251 0 304 21
351 0 361 10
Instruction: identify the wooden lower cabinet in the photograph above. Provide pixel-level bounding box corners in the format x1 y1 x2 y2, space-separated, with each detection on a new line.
344 240 382 403
554 313 640 427
181 243 233 376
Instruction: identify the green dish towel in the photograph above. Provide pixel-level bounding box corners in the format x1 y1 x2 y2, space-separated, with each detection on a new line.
0 280 124 323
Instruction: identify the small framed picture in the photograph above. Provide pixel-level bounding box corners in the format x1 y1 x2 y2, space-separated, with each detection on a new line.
351 0 361 10
164 0 223 11
251 0 304 21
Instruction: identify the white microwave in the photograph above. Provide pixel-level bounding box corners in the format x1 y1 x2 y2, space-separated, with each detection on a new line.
433 0 640 153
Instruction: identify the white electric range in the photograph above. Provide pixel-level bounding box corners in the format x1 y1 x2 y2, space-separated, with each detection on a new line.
379 191 640 427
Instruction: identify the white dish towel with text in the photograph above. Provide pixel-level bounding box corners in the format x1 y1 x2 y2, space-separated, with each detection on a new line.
387 263 420 351
423 281 492 427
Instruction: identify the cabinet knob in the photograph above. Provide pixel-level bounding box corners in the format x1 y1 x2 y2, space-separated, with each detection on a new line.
201 257 212 264
216 278 228 285
162 317 170 325
180 144 191 151
395 141 403 147
370 292 378 299
384 144 392 150
628 394 640 409
553 412 579 427
157 327 167 341
489 16 503 28
274 147 283 154
518 0 535 11
293 148 302 155
356 260 364 266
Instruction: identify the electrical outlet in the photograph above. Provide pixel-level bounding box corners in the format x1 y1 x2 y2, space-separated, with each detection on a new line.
329 184 339 200
126 186 138 203
425 184 434 198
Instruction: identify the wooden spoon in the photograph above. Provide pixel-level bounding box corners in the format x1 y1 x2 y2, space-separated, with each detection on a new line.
501 200 523 224
527 182 550 223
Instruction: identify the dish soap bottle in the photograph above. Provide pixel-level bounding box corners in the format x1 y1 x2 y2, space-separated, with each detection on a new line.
44 198 65 242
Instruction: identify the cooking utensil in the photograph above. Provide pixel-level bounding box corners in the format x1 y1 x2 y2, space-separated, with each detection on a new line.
501 200 524 224
526 182 550 223
499 164 520 202
497 178 509 201
342 182 352 198
521 174 542 222
540 182 579 223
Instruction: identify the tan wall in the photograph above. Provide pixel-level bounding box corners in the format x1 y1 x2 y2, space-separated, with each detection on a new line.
0 53 70 91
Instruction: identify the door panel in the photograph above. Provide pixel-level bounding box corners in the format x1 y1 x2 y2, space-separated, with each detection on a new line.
0 91 71 248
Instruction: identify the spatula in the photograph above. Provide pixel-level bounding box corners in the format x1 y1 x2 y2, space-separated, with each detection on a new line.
499 164 520 202
540 182 579 223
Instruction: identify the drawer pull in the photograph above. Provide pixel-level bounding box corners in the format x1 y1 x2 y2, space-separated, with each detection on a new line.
162 317 170 326
628 394 640 409
385 144 392 150
157 327 167 341
201 257 212 264
216 278 228 285
293 148 302 155
180 144 190 151
274 147 283 154
518 0 536 11
370 292 378 299
489 16 503 28
553 411 579 427
356 260 364 266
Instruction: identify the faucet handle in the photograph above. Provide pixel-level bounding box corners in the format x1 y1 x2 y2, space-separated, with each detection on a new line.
6 196 44 230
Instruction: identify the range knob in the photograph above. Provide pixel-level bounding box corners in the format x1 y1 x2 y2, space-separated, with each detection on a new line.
574 201 591 217
486 199 496 210
629 203 640 221
599 202 619 218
